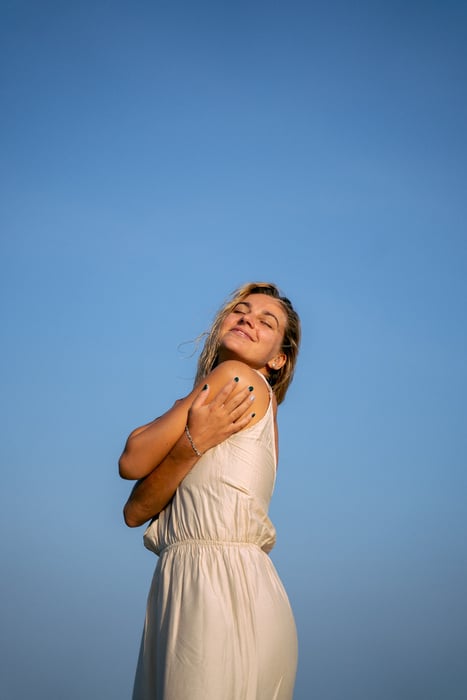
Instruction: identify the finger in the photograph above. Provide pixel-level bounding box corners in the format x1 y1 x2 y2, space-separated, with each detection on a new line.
190 383 210 408
210 377 240 407
223 384 254 412
229 392 256 423
230 409 256 432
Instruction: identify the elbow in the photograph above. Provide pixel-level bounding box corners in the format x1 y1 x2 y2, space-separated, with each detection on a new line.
119 440 147 480
119 452 134 480
123 501 143 528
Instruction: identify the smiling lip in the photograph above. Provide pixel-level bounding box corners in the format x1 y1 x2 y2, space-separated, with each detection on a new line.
230 327 254 341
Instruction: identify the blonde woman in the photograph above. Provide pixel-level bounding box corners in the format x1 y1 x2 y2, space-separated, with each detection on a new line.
120 282 301 700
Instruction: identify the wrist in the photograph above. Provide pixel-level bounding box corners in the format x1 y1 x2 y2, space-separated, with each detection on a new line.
184 425 203 458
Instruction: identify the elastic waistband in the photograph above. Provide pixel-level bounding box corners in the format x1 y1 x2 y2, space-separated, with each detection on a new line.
156 538 263 556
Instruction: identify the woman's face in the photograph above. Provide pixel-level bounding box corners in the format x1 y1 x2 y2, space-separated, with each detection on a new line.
217 293 288 373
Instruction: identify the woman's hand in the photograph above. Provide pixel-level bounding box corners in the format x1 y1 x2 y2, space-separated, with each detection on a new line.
185 379 256 455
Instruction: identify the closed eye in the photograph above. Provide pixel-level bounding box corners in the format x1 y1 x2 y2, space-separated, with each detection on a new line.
233 303 249 314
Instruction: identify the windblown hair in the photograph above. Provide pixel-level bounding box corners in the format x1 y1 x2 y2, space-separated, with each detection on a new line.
194 282 301 404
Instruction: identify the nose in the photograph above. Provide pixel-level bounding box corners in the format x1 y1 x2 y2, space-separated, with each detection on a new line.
239 311 255 327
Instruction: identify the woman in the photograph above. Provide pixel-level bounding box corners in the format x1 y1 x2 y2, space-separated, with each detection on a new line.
120 282 301 700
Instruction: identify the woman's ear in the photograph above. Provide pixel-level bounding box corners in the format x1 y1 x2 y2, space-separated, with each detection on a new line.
267 353 287 371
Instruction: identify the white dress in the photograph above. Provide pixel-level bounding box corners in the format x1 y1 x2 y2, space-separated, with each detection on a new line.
132 373 298 700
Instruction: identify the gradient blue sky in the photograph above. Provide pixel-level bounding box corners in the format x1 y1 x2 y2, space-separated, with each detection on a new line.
1 2 466 699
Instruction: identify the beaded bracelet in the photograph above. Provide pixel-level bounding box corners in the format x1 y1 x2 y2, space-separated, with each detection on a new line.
184 425 203 457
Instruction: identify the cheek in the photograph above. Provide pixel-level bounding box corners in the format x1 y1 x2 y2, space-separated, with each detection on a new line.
261 333 281 357
272 331 286 355
219 315 238 342
220 315 233 334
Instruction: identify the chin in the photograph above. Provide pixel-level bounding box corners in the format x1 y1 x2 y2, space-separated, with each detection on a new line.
218 344 248 365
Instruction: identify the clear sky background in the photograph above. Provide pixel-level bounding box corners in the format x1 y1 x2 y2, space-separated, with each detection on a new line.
1 1 466 699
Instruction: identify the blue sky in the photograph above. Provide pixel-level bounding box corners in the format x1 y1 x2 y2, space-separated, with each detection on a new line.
1 1 466 698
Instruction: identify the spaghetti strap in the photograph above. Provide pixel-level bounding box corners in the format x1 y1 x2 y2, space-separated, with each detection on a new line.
253 368 273 396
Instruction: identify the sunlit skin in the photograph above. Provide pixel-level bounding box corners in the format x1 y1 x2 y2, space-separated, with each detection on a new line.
218 294 288 375
119 293 289 527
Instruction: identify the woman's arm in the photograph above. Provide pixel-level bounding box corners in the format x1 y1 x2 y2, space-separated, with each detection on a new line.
118 393 197 480
122 361 270 526
118 360 269 480
123 432 199 527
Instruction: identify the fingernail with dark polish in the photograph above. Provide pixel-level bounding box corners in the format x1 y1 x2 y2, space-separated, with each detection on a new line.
251 413 256 418
203 384 208 390
234 377 239 382
248 386 254 392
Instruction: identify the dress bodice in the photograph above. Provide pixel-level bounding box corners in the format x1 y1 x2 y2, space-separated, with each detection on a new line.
143 373 277 555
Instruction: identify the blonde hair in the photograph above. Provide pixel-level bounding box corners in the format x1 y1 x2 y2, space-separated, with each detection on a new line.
194 282 301 404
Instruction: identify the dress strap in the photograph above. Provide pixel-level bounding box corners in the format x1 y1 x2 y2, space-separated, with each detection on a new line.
253 369 273 396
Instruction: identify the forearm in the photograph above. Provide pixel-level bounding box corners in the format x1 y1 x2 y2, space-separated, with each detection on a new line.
119 396 194 480
123 430 199 527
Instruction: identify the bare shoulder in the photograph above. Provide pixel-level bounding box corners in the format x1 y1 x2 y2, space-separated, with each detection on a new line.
204 360 271 422
207 360 269 394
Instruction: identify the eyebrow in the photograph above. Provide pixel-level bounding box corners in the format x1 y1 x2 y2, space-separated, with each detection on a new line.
235 301 281 328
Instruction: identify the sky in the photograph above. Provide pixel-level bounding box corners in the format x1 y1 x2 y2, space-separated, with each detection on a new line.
1 1 466 698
